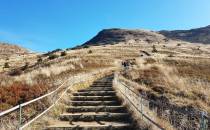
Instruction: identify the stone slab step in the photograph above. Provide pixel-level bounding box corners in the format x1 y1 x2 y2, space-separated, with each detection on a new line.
73 91 116 96
66 106 127 113
93 81 112 83
69 101 120 106
92 83 112 85
90 85 112 87
71 96 118 101
78 87 113 92
46 121 132 130
59 112 131 122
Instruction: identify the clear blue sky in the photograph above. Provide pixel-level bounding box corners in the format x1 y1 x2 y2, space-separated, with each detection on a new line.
0 0 210 52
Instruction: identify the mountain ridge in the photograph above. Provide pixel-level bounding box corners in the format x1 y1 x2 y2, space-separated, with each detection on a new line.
159 25 210 44
82 25 210 47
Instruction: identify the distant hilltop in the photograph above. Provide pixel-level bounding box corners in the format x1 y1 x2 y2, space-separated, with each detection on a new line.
81 25 210 48
0 42 29 55
82 28 167 46
159 25 210 44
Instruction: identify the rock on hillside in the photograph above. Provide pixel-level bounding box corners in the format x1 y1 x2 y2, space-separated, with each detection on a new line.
83 28 167 46
160 25 210 44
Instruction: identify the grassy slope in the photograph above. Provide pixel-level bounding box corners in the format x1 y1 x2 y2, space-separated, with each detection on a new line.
0 39 210 118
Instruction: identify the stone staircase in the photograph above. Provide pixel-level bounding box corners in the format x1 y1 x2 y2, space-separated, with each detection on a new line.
47 75 135 130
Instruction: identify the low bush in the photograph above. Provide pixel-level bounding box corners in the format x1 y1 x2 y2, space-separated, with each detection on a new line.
9 69 22 76
88 50 93 54
48 54 59 60
21 62 29 71
37 57 43 63
60 51 67 56
177 43 181 46
83 45 90 48
4 62 10 68
152 45 158 53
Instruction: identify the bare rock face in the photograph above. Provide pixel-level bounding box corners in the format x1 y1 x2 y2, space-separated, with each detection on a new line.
160 25 210 44
83 28 167 46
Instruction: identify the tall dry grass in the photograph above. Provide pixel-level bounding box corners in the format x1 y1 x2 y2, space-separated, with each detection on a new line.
122 57 210 113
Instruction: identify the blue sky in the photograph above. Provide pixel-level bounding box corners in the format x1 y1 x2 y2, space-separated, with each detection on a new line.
0 0 210 52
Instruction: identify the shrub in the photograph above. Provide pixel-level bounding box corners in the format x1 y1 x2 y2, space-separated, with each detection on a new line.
145 39 152 43
9 69 22 76
83 45 89 48
37 57 43 63
61 51 67 56
4 62 10 68
22 62 29 71
152 45 158 53
88 50 93 54
0 82 48 111
48 54 59 60
177 43 181 46
163 38 169 42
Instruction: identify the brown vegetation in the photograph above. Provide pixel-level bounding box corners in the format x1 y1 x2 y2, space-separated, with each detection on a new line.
0 82 48 111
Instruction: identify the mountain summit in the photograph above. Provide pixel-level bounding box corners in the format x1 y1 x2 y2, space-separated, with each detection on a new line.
83 25 210 47
83 28 167 46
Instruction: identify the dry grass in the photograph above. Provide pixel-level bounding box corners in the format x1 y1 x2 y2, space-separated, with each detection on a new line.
0 48 114 112
23 69 114 130
114 75 175 130
121 56 210 114
1 38 210 129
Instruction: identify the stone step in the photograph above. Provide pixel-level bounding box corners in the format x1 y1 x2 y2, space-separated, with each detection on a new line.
92 82 112 85
71 96 118 101
91 81 112 84
90 84 112 87
93 81 112 83
78 87 113 92
46 75 135 130
46 121 132 130
69 101 120 106
66 106 127 113
59 112 131 122
73 91 116 96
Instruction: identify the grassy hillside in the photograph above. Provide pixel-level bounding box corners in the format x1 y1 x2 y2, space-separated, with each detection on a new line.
1 30 210 129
